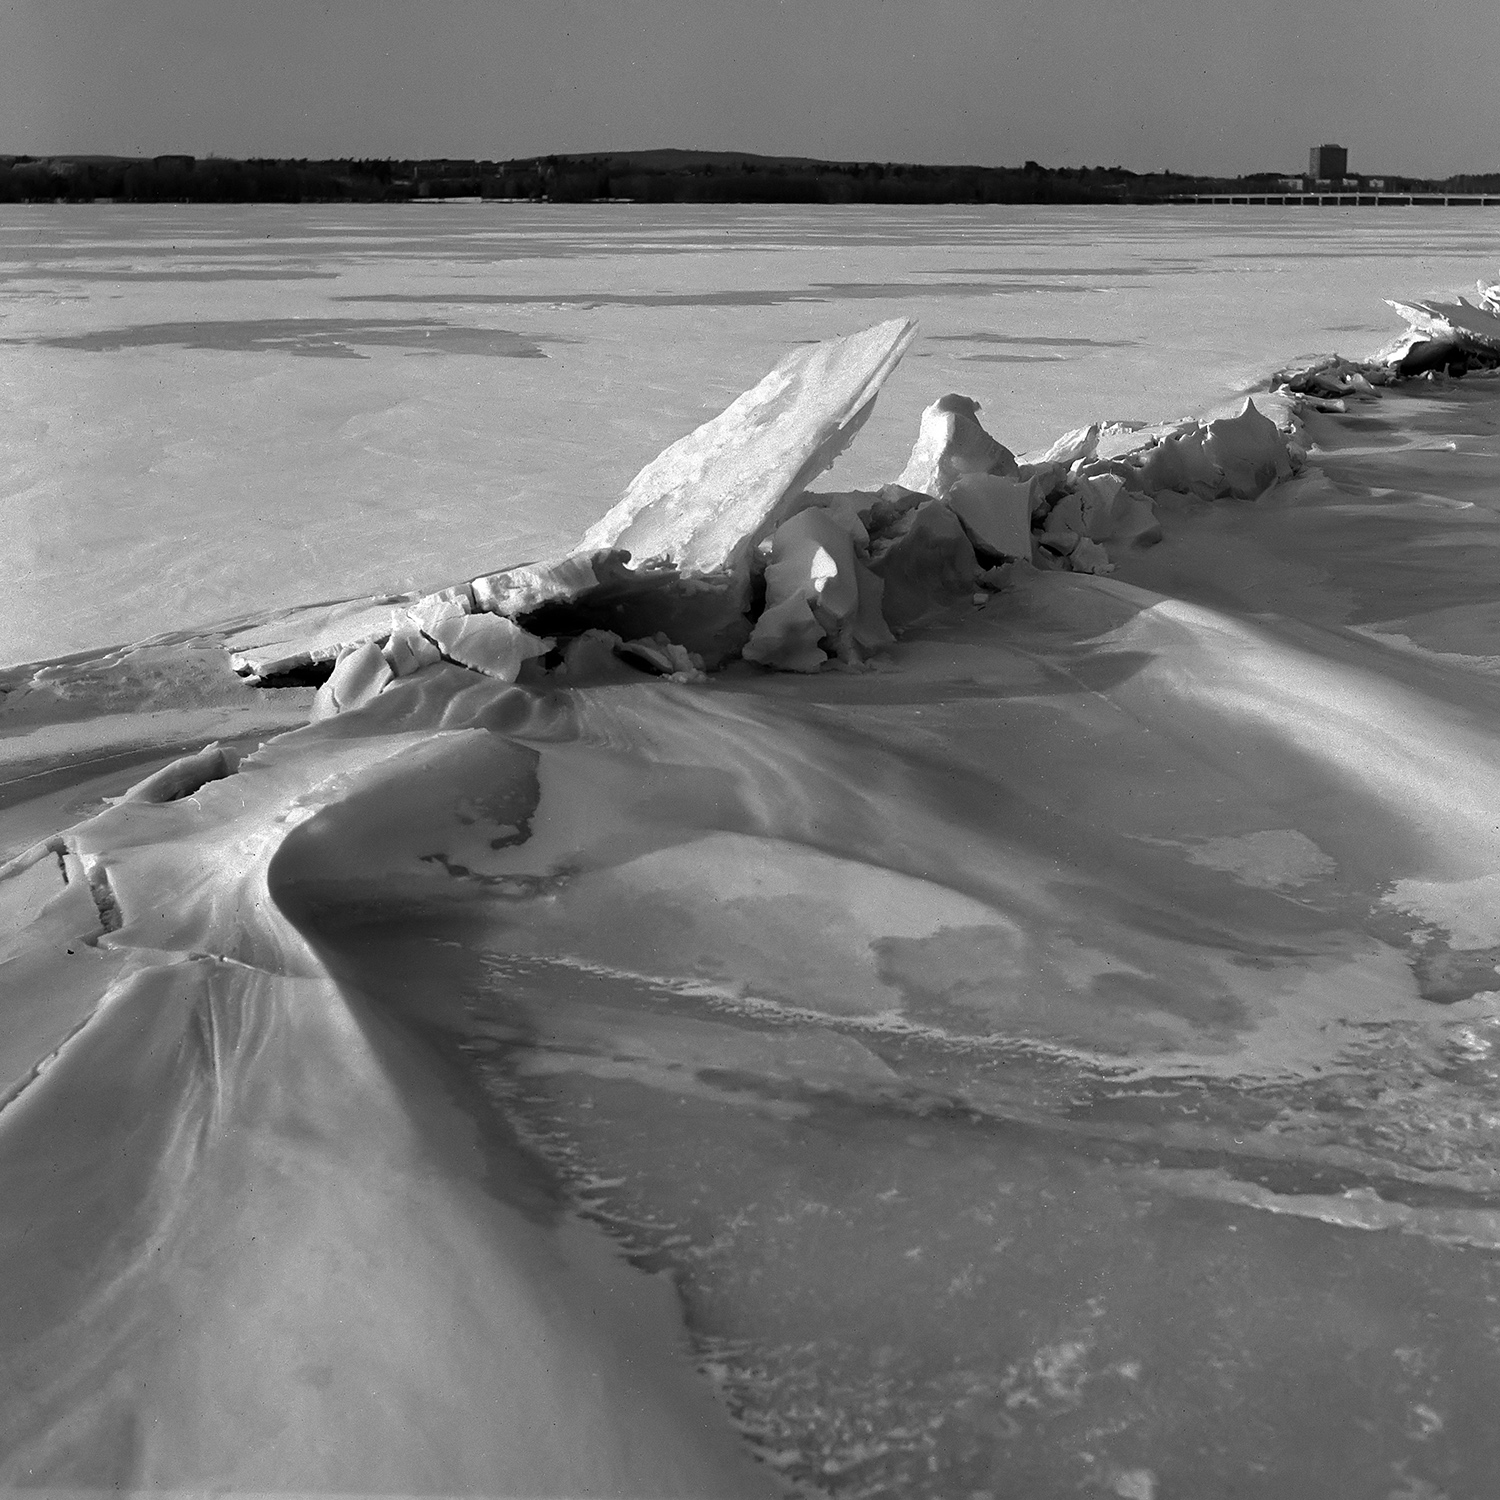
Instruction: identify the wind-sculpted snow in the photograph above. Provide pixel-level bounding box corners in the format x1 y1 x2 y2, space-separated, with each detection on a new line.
6 291 1500 1494
0 692 782 1494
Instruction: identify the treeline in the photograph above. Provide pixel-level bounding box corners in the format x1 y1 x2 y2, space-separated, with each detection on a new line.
0 156 466 203
0 153 1157 204
525 156 1156 204
1442 173 1500 193
2 152 1494 205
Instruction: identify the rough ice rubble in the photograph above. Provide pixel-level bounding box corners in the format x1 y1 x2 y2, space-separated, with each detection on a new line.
1377 277 1500 378
1266 274 1500 400
237 316 1330 695
743 506 893 672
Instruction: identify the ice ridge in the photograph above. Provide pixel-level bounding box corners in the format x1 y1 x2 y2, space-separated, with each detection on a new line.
226 289 1496 698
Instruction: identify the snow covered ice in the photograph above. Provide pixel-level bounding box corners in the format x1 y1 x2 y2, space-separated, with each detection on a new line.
6 204 1500 1498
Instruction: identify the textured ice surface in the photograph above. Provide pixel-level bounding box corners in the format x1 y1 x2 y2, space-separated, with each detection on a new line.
6 206 1500 1499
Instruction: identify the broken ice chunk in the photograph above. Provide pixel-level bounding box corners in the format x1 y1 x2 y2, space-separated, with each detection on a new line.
1093 421 1157 462
552 630 638 686
868 501 980 631
404 586 474 634
1023 422 1100 468
945 472 1035 561
224 595 411 681
1040 472 1158 550
383 622 442 677
777 490 876 550
743 507 891 671
1036 528 1080 556
428 614 553 681
741 593 828 674
1075 473 1127 536
1242 388 1307 434
896 394 1018 500
1383 296 1500 365
1103 491 1163 550
1042 492 1087 536
862 484 930 544
579 319 917 579
1270 353 1389 397
1131 426 1223 501
471 550 632 618
616 634 708 682
312 639 394 720
116 742 241 804
849 562 895 653
500 560 753 670
1067 537 1115 575
1391 338 1467 378
1202 399 1293 499
767 510 859 611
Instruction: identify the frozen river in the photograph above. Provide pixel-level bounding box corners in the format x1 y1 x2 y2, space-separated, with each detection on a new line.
2 201 1495 664
5 204 1500 1499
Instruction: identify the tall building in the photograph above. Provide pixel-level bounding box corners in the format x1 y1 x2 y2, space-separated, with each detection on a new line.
1309 144 1348 180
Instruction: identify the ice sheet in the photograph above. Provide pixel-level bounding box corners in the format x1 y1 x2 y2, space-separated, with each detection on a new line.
6 207 1500 1496
5 202 1499 665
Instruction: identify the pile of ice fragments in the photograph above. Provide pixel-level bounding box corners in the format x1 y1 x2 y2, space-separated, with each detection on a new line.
221 316 1320 709
1269 273 1500 404
1375 275 1500 379
233 278 1500 706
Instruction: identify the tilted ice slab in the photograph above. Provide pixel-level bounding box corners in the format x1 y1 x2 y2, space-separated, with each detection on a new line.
1385 292 1500 357
579 317 918 576
1268 283 1500 394
1364 278 1500 376
225 595 419 680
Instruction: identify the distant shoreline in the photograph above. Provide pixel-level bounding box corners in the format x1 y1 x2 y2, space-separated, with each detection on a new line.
5 149 1497 207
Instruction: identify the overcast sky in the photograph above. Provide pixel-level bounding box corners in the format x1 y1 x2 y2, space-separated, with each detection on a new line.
3 0 1497 177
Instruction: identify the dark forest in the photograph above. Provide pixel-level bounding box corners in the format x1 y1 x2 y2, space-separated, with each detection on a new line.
5 149 1494 205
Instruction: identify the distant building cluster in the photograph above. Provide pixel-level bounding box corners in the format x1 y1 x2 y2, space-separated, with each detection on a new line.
1309 143 1347 181
1289 144 1383 190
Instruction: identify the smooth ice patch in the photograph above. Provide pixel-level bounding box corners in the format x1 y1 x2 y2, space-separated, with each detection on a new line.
1182 830 1336 889
1386 871 1500 950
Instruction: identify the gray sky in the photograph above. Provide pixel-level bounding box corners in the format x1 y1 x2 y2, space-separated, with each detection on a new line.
3 0 1497 176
